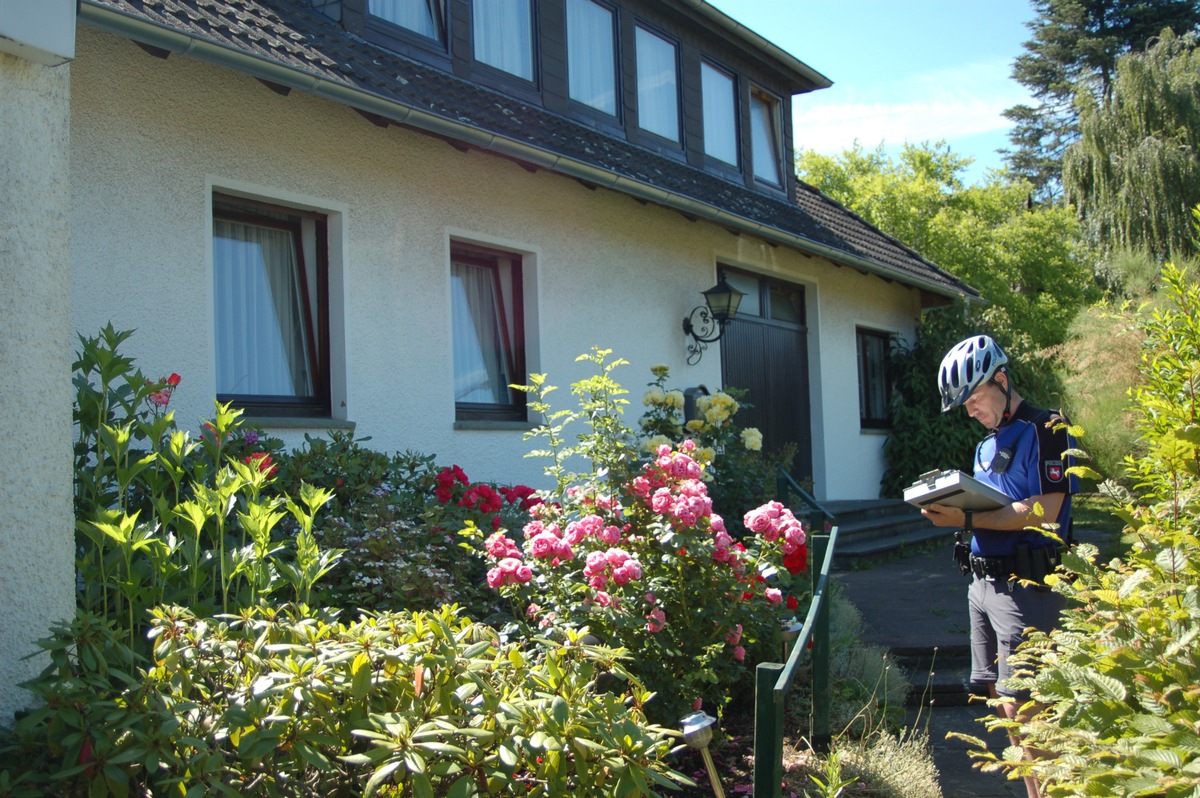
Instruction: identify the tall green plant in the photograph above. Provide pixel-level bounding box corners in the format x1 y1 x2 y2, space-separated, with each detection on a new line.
71 327 336 650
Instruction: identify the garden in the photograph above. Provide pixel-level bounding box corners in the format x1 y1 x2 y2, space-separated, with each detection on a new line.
0 333 835 797
3 261 1200 797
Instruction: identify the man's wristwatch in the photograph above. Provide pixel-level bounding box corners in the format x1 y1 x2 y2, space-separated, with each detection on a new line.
963 510 973 532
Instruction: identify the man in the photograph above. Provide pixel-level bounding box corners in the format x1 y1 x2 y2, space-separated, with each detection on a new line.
922 334 1076 798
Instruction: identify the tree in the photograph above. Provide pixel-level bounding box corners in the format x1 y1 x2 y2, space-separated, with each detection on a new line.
1004 0 1200 201
1063 28 1200 260
798 141 1094 357
798 141 1097 493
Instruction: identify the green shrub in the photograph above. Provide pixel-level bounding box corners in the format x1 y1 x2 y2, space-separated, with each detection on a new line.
960 263 1200 795
280 437 536 619
0 605 688 797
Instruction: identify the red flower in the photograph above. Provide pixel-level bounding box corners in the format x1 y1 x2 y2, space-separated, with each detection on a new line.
166 372 182 386
242 452 278 477
786 595 800 611
783 545 809 574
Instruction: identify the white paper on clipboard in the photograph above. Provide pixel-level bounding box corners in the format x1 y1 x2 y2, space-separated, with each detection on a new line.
903 469 1011 510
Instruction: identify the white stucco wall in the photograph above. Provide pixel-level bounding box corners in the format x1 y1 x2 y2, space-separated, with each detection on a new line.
69 27 918 503
0 50 75 723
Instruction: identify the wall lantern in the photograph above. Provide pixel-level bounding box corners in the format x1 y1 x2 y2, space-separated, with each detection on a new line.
682 275 744 365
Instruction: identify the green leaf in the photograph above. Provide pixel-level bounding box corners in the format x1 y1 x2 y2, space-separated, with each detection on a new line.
363 761 400 798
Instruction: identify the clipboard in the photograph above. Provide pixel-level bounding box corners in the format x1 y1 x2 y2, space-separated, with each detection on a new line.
903 469 1011 510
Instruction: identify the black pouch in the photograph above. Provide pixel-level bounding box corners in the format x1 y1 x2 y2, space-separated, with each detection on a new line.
1015 542 1034 581
953 530 971 576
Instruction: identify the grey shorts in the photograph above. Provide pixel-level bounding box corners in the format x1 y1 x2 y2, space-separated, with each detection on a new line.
968 575 1065 698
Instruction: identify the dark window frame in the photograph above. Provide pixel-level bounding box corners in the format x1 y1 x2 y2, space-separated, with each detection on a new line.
469 0 541 93
632 20 683 148
359 0 452 69
212 194 331 419
565 0 621 123
749 84 784 189
700 58 739 168
856 328 892 430
451 242 528 423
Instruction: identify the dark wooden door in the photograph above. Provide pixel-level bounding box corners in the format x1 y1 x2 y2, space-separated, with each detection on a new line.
719 270 812 483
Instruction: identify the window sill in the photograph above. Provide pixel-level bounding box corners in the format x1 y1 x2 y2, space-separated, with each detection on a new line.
247 416 357 432
859 425 891 435
454 420 537 432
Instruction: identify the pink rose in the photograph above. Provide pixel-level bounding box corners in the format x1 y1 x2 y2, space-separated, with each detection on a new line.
733 645 746 662
765 587 783 604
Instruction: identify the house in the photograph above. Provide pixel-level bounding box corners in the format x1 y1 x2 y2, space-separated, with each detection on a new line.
0 0 975 721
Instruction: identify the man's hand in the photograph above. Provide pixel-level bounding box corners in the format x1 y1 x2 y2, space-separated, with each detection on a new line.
922 503 965 528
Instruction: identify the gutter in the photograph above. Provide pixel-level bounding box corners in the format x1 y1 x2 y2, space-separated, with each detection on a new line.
78 2 971 302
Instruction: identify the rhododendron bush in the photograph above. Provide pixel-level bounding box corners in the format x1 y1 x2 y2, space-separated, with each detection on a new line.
465 349 810 723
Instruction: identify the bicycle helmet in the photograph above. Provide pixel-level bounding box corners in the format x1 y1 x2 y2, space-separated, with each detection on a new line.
938 335 1008 412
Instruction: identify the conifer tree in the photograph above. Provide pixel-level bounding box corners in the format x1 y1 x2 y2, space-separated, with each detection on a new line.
1004 0 1200 201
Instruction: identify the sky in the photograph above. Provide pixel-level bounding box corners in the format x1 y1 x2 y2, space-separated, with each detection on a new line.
705 0 1039 185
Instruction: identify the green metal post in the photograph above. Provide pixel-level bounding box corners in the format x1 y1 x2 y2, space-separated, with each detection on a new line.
753 662 784 798
810 522 832 752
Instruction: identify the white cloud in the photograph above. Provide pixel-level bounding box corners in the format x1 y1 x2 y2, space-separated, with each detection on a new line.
791 59 1033 157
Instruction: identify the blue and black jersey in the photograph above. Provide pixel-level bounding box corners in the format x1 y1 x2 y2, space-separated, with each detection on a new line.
970 401 1077 558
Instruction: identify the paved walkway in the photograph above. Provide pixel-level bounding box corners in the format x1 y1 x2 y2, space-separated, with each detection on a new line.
834 543 1027 798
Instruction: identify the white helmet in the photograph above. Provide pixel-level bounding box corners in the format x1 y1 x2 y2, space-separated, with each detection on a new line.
938 335 1008 412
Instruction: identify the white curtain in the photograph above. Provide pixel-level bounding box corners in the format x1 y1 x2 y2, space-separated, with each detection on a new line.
635 27 678 141
451 261 512 404
751 93 782 184
474 0 533 80
567 0 616 114
369 0 440 38
213 220 313 397
702 63 737 164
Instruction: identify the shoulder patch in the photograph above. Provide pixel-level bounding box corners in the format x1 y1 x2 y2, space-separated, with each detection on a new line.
1046 460 1064 483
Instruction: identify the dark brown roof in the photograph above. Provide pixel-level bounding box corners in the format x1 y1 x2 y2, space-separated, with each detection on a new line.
80 0 976 299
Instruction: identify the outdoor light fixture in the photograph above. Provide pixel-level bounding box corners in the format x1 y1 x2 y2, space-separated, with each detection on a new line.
680 710 726 798
682 275 744 365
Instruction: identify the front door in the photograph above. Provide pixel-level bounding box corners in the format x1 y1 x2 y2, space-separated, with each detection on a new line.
719 268 812 483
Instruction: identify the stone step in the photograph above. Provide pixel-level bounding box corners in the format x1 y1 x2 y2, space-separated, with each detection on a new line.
894 645 972 707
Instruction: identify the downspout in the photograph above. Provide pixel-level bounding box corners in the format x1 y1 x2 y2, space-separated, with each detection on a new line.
78 2 970 303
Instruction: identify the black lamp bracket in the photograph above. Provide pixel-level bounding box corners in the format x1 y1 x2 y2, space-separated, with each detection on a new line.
683 306 723 365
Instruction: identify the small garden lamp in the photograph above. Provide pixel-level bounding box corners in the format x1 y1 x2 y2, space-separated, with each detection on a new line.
680 710 726 798
682 275 744 365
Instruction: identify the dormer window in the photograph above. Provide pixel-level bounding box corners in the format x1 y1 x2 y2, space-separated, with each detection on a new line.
473 0 535 81
751 87 783 186
567 0 617 116
369 0 444 41
702 61 737 165
635 25 679 143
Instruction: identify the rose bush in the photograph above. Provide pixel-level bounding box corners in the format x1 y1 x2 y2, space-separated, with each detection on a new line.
465 350 811 724
639 365 796 538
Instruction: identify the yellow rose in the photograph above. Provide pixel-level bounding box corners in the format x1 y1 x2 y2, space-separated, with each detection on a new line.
643 387 666 406
741 427 763 451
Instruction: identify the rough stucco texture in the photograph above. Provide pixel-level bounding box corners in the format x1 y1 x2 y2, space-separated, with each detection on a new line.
0 52 76 724
68 27 918 501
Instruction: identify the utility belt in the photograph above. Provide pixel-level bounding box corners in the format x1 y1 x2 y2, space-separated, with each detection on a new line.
968 543 1060 583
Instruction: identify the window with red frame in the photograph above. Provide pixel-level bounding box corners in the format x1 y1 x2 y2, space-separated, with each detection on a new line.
451 243 527 422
